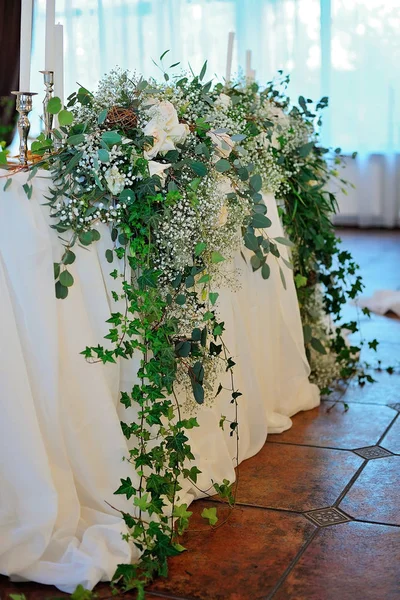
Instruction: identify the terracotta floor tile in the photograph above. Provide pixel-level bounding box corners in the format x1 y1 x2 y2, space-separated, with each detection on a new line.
0 577 176 600
339 456 400 525
381 416 400 454
337 370 400 405
267 402 396 449
273 521 400 600
0 576 69 599
235 443 363 511
149 501 315 600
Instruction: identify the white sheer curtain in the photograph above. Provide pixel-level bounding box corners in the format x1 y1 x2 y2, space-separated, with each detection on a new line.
29 0 400 226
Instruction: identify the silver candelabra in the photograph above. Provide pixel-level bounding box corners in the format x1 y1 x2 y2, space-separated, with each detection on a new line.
11 91 37 166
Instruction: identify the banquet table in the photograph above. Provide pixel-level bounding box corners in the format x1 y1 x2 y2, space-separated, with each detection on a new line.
0 170 319 593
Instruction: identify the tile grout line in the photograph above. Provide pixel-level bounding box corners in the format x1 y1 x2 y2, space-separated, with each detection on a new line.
266 440 357 452
333 460 369 507
265 528 320 600
377 411 399 446
202 496 305 515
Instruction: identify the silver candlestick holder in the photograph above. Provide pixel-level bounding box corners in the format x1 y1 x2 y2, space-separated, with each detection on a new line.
11 91 37 166
40 70 54 139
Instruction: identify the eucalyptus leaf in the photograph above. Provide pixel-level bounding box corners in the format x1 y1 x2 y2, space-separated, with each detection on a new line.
251 213 272 229
59 270 74 287
55 281 68 299
58 109 74 126
47 96 62 114
311 337 327 355
215 159 231 173
261 263 271 280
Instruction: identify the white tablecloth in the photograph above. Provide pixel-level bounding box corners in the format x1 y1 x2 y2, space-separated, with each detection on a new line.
0 170 319 592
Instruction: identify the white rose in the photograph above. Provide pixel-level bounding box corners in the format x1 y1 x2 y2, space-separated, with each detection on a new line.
104 165 125 196
168 123 190 145
143 119 175 159
146 100 179 129
215 93 231 110
148 160 171 186
207 130 235 158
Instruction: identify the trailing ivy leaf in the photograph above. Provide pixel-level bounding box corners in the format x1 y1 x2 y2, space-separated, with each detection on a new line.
115 477 136 499
215 158 231 173
261 263 271 280
3 178 12 191
201 507 218 526
197 273 211 283
294 274 307 288
211 251 225 263
70 585 94 600
251 213 272 229
58 109 74 126
47 96 62 114
311 337 327 355
209 292 219 305
55 281 68 299
59 270 74 287
279 266 286 290
274 236 294 247
195 241 206 256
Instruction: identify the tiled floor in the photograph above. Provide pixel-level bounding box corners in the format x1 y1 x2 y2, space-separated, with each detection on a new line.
1 228 400 600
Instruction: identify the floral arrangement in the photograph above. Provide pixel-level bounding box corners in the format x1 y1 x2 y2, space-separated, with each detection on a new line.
2 55 376 597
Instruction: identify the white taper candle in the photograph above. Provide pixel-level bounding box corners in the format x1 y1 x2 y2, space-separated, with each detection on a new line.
45 0 56 71
19 0 33 91
53 23 64 106
246 50 252 80
225 31 235 83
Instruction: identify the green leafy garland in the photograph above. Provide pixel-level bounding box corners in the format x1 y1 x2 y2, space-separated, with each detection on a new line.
1 59 376 598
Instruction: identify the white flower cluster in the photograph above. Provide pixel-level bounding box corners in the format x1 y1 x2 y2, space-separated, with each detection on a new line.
53 194 126 231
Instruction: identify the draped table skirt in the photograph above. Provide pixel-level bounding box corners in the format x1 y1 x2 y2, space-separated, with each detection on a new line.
0 171 319 593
